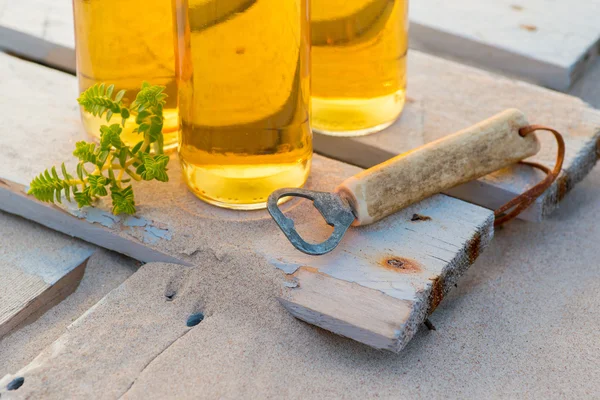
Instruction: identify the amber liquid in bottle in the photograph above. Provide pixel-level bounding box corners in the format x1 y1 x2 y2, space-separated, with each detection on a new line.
173 0 312 209
311 0 408 136
73 0 179 149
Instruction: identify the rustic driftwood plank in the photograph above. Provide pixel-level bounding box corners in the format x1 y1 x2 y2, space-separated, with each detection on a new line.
0 178 185 265
268 194 493 351
410 0 600 91
0 263 197 399
0 211 94 339
315 51 600 222
0 0 75 72
0 53 494 350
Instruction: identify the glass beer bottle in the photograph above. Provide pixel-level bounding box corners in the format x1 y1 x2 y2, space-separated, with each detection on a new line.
173 0 312 210
73 0 179 149
311 0 408 136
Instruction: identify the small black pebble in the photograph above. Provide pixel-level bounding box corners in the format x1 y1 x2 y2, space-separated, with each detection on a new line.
7 377 24 391
186 313 205 327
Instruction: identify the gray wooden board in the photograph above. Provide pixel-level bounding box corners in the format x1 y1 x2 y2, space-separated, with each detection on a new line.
0 211 94 339
314 51 600 222
0 52 495 350
0 262 198 399
410 0 600 91
0 1 75 72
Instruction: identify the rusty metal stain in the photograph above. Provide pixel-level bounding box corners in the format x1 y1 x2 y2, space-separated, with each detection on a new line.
379 256 422 273
556 173 570 202
427 276 444 314
411 213 432 222
519 24 538 32
467 232 481 264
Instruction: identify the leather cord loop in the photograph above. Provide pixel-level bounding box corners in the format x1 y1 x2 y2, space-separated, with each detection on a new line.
494 125 565 226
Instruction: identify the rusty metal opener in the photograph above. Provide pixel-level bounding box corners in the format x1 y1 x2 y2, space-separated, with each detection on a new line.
268 109 565 255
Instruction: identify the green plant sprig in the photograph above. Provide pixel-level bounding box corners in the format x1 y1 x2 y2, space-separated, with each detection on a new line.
28 82 170 215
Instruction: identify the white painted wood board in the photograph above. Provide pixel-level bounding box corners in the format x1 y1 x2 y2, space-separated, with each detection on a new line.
0 211 94 339
410 0 600 91
0 0 75 72
314 51 600 222
266 195 493 351
0 52 495 350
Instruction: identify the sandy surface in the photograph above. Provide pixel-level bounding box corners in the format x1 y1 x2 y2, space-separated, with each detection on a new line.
0 48 599 400
1 165 599 399
122 162 600 399
120 166 599 399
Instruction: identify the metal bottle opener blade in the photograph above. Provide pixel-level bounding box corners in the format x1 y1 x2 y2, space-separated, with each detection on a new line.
267 188 356 256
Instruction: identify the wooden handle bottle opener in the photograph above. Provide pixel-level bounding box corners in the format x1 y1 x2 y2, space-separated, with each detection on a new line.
268 109 556 255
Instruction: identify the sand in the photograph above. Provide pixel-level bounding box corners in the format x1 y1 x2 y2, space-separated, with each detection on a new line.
0 163 598 398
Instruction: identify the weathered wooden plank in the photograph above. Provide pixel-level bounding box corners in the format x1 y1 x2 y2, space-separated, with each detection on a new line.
268 194 493 351
0 262 197 399
0 52 494 350
0 178 185 265
410 0 600 91
314 51 600 222
0 0 75 72
0 211 94 339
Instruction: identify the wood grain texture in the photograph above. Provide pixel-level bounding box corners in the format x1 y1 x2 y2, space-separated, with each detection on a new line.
410 0 600 91
337 109 540 225
314 51 600 222
0 211 94 339
269 194 494 352
0 0 75 72
0 178 184 265
0 53 495 350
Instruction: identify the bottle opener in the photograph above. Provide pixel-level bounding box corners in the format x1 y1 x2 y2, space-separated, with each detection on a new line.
268 109 565 255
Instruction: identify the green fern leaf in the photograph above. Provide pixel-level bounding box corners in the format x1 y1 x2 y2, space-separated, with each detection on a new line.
73 141 97 164
77 83 125 120
99 124 125 151
138 154 169 182
88 175 109 197
110 185 136 215
74 187 93 208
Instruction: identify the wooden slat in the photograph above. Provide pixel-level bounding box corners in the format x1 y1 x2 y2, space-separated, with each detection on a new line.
314 51 600 222
0 0 75 72
0 211 94 339
0 263 198 398
410 0 600 91
0 52 494 350
269 194 493 351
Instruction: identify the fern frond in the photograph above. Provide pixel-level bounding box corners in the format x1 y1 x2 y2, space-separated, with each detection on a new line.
137 154 169 182
110 185 136 215
31 81 169 216
73 141 98 164
28 168 77 204
77 83 126 121
130 82 167 112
